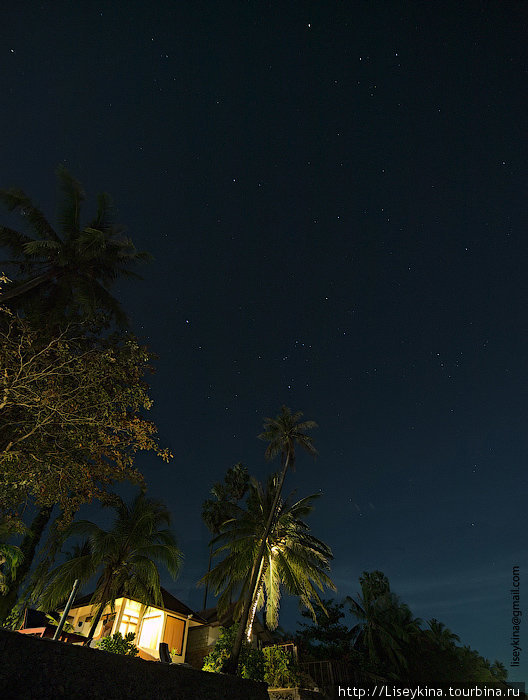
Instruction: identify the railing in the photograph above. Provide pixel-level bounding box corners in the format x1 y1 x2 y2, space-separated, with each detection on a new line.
298 659 381 690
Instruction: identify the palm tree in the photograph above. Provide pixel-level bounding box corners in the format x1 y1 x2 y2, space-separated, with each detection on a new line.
0 166 151 324
0 516 26 595
204 474 334 643
33 492 182 644
201 463 249 609
426 618 460 649
489 659 507 682
347 571 421 677
0 506 53 623
222 406 318 674
0 169 151 621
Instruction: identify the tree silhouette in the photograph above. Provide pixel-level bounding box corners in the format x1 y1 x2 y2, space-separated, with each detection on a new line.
0 166 150 325
222 406 317 674
34 492 182 644
201 475 334 637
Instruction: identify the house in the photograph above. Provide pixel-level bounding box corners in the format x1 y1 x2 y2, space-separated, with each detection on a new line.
57 587 206 662
18 594 275 670
17 608 87 645
185 604 274 669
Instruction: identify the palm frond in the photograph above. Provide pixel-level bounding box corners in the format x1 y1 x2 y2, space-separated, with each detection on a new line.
203 474 334 634
56 166 85 238
23 240 61 258
0 226 35 256
36 553 96 611
0 188 59 242
0 270 55 302
35 490 182 639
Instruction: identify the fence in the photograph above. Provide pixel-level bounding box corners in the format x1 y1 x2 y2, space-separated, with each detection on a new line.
299 659 353 689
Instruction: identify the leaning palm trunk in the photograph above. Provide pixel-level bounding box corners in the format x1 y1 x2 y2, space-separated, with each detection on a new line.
246 558 268 641
0 270 55 302
222 452 290 674
84 578 113 644
0 505 53 623
85 604 105 644
202 543 214 610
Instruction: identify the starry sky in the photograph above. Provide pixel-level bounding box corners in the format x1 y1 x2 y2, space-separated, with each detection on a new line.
2 0 528 681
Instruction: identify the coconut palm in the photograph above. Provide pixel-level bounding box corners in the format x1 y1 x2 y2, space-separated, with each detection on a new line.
33 492 182 644
201 474 335 640
347 571 421 676
0 170 151 620
0 166 151 324
0 506 53 623
489 659 507 682
222 406 317 674
426 618 460 649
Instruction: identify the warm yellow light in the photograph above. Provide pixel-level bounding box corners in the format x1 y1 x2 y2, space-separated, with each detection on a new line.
123 599 141 614
138 615 162 650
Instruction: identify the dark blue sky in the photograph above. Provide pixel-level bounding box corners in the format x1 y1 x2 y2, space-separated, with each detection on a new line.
2 0 528 680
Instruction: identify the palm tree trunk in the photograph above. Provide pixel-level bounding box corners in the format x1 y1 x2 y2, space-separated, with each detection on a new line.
0 270 55 302
0 505 53 623
84 579 113 645
85 604 105 644
222 453 290 674
246 558 267 641
20 509 65 607
202 543 213 610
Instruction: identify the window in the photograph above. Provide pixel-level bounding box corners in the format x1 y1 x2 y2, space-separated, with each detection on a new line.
97 613 116 639
163 616 185 657
138 615 162 650
119 613 139 637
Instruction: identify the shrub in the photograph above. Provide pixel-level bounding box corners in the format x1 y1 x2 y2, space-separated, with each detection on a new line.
202 624 265 681
263 645 301 688
98 631 139 656
202 626 304 687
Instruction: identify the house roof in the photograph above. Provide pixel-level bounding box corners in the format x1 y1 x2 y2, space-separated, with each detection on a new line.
197 603 236 626
196 604 274 644
69 587 206 622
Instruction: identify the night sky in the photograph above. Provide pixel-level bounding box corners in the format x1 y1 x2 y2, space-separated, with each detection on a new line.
2 1 528 681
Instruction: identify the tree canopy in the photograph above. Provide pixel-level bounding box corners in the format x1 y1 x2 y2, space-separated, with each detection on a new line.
34 492 182 642
0 167 150 325
223 406 319 674
201 474 335 638
295 572 510 686
0 308 170 521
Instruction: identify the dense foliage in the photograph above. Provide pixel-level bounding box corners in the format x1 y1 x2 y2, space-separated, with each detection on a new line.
34 492 182 642
202 625 303 687
202 463 250 537
200 474 335 635
0 309 170 521
202 625 265 681
262 645 302 688
296 571 508 686
0 516 26 594
201 463 250 609
98 631 139 656
296 599 356 661
0 166 150 325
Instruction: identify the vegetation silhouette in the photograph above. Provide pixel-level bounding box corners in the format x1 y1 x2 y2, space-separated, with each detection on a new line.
200 474 335 638
34 492 182 644
222 406 318 674
0 166 150 326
